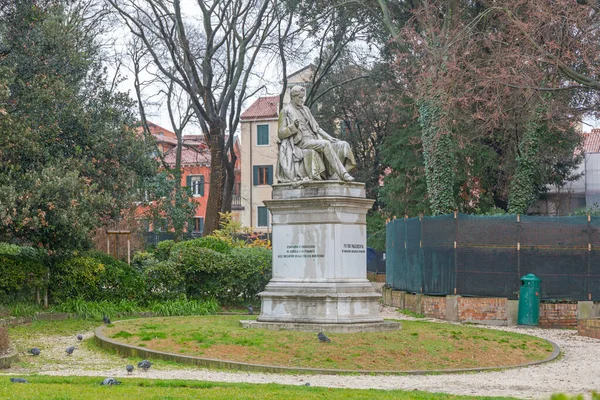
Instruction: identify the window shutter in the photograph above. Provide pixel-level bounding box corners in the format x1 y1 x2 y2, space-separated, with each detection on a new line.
199 175 205 196
186 175 192 195
199 217 204 235
253 166 259 185
257 206 268 227
257 125 269 145
267 165 273 185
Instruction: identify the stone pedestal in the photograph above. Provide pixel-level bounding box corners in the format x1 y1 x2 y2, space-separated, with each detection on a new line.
251 181 399 332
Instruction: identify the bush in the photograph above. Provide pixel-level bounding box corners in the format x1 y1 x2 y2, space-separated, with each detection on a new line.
131 251 159 272
171 236 232 256
228 247 272 302
0 254 46 303
168 238 272 304
0 327 8 353
155 240 175 261
143 261 185 301
51 252 146 303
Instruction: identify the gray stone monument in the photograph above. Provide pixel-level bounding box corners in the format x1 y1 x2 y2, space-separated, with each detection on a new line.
242 86 400 333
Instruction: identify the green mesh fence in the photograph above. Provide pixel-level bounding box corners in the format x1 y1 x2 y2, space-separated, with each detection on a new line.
386 213 600 300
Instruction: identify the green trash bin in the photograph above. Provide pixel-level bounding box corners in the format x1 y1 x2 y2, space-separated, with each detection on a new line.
518 274 541 326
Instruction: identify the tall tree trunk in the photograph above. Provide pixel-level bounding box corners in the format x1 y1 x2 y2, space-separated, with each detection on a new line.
221 156 235 213
204 127 225 235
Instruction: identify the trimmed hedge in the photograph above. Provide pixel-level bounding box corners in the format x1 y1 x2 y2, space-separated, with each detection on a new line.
50 252 146 303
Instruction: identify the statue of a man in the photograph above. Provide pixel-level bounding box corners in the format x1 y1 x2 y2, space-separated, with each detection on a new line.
276 86 356 183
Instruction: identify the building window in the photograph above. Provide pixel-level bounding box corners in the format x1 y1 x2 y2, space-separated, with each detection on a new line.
191 217 204 233
257 124 269 146
253 165 273 186
257 206 269 227
187 175 205 196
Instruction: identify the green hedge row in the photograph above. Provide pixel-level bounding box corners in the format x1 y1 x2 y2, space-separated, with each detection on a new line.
0 237 272 306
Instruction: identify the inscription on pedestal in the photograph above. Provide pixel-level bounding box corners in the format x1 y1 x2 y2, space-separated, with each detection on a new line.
278 245 325 259
342 244 365 254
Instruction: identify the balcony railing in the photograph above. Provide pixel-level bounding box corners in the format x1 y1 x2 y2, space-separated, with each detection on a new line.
232 195 243 209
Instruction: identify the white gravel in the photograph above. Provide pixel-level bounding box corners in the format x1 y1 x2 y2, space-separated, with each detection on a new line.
3 307 600 399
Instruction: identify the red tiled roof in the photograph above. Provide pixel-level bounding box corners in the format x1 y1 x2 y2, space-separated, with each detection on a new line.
164 147 210 166
240 96 279 120
583 129 600 154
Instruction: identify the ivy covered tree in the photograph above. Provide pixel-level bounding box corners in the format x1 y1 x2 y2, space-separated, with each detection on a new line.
0 0 156 256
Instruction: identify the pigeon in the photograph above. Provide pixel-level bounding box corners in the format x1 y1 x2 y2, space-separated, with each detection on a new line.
126 364 134 375
28 347 40 356
247 305 254 315
317 332 331 343
10 378 28 383
137 360 152 371
102 316 111 324
77 334 83 342
100 377 121 386
65 346 75 355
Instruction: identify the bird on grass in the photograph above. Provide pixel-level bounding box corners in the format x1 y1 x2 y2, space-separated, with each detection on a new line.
28 348 40 356
77 334 83 342
138 360 152 372
317 332 331 343
10 378 28 383
65 346 75 355
102 316 111 324
247 305 254 315
100 377 121 386
126 364 134 375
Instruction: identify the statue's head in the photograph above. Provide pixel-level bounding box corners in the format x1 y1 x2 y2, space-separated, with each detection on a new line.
290 86 305 106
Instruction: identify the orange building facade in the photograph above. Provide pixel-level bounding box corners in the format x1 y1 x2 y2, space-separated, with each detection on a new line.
140 122 242 236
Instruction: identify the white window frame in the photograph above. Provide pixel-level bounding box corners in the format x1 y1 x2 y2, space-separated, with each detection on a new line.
256 124 270 146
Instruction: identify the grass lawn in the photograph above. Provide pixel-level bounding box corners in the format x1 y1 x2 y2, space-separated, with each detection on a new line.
0 375 519 400
103 316 554 371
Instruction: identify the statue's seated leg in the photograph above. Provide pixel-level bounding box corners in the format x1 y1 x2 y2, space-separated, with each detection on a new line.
302 148 326 180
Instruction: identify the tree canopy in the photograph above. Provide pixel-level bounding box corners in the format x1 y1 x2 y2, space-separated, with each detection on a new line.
0 0 156 256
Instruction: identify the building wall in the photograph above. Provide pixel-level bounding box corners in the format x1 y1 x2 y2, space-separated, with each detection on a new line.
240 118 279 232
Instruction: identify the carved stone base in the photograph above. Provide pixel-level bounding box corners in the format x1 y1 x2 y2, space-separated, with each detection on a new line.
255 181 390 329
258 281 383 324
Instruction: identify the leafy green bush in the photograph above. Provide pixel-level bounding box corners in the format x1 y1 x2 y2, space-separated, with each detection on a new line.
143 261 185 301
228 247 272 302
0 243 21 256
155 240 175 261
131 251 159 272
168 239 271 304
0 254 46 303
51 252 146 303
171 236 232 256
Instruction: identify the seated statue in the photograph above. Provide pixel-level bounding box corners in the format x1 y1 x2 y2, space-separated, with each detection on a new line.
275 85 356 183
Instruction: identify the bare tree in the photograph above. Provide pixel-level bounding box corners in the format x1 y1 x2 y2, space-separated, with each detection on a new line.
107 0 275 234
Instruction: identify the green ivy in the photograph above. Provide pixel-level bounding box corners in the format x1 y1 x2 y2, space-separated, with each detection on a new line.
418 99 457 215
508 109 542 214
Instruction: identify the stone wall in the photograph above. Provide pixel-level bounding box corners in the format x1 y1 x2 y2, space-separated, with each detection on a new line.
422 296 446 319
457 297 507 324
539 303 578 328
578 318 600 339
381 287 599 328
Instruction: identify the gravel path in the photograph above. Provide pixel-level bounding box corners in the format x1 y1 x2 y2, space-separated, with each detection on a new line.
3 307 599 399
